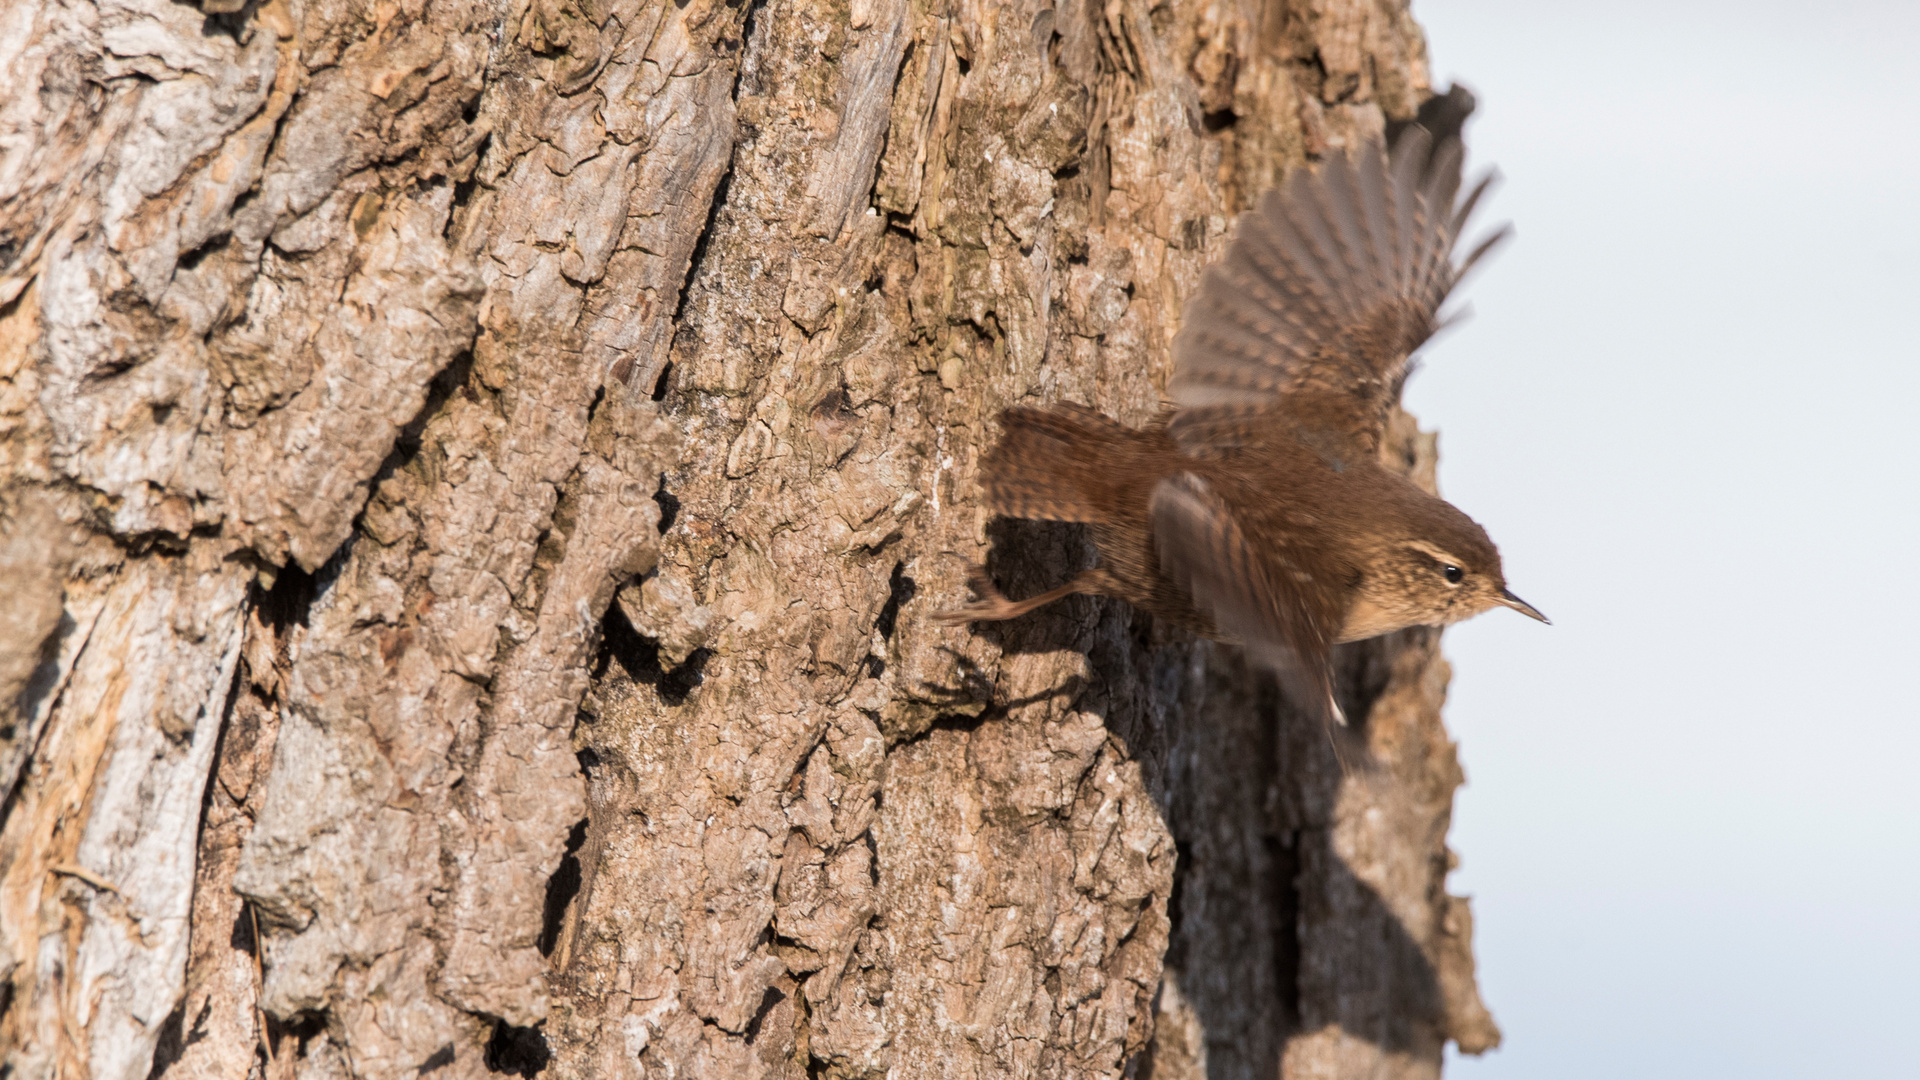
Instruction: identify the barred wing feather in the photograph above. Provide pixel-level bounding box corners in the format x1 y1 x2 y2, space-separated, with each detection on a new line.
1167 128 1507 456
1149 471 1346 725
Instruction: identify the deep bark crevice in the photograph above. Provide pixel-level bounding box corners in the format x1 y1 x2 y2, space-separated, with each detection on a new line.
596 600 712 706
536 819 588 957
482 1020 550 1077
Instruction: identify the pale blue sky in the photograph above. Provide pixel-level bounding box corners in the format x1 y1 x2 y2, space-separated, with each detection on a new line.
1403 2 1920 1077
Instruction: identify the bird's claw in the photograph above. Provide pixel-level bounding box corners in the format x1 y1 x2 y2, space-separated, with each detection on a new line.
933 565 1014 624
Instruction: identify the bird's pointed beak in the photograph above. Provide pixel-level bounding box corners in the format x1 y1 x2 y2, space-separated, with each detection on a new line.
1498 587 1551 625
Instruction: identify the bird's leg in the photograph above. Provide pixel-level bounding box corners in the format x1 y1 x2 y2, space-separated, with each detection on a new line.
935 564 1115 624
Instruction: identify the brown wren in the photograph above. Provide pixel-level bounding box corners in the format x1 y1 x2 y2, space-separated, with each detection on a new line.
936 99 1548 724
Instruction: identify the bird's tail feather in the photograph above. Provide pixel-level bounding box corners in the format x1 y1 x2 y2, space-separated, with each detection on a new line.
982 405 1142 524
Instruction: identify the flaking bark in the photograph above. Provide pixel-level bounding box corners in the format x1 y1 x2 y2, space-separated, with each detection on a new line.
0 0 1498 1076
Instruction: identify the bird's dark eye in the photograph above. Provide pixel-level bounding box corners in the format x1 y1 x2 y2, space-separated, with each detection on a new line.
1443 565 1464 584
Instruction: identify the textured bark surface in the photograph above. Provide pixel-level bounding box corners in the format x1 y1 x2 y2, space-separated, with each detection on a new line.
0 0 1498 1076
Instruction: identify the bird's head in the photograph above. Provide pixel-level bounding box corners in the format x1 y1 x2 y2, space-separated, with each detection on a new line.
1386 536 1547 627
1351 501 1548 637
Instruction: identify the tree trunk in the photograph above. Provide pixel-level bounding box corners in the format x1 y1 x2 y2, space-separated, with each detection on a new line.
0 0 1500 1076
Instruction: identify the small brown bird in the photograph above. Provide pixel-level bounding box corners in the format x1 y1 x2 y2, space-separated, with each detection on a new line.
938 104 1547 724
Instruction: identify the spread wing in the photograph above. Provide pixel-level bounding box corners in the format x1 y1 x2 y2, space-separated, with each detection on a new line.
1150 471 1347 724
1166 125 1507 460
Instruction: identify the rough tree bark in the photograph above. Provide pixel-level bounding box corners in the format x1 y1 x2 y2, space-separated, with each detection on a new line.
0 0 1500 1076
